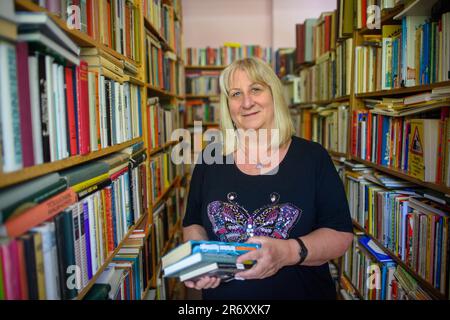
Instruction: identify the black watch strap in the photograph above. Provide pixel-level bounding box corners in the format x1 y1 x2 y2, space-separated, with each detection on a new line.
294 238 308 265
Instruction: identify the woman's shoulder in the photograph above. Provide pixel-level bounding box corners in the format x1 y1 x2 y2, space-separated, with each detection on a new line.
289 136 328 159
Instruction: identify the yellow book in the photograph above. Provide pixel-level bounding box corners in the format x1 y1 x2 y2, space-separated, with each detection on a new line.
408 119 439 182
32 232 47 300
72 173 109 192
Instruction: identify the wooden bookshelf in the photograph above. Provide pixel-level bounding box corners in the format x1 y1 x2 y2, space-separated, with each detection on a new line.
76 213 148 300
351 156 450 195
358 4 405 35
340 274 364 300
355 80 450 99
185 65 226 70
186 94 220 99
15 0 140 67
149 141 180 157
352 221 447 300
151 175 181 210
143 16 176 55
0 138 142 189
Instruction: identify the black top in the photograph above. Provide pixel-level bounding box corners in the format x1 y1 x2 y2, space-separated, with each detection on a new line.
182 136 353 300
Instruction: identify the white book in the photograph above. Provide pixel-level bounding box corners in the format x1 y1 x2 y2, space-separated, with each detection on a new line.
15 12 80 55
46 56 57 162
52 63 61 160
28 55 44 165
18 32 80 66
32 223 61 300
0 41 22 173
58 65 69 159
88 72 98 152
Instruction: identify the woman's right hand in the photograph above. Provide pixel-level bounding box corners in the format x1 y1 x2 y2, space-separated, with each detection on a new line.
184 276 221 290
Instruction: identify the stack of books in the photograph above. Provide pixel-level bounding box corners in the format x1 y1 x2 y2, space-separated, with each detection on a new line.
161 240 260 283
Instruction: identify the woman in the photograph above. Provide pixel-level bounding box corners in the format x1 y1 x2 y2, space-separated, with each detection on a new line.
182 57 353 300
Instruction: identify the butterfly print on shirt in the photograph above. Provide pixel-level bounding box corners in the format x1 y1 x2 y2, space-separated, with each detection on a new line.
207 192 302 243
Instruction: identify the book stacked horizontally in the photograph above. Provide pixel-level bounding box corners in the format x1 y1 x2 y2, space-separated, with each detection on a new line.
162 240 260 283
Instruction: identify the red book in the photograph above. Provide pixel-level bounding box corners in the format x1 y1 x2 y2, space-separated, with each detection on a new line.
376 115 383 164
76 61 91 155
16 240 29 300
65 66 78 156
103 187 114 253
16 42 35 168
87 0 93 37
2 188 77 238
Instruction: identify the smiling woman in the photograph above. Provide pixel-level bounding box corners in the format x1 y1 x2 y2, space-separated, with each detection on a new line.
182 57 354 300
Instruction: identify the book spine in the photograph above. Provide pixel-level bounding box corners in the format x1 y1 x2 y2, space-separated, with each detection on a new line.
16 42 34 168
3 188 78 238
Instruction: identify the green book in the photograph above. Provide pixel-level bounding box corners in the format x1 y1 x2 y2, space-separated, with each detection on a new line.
84 284 111 300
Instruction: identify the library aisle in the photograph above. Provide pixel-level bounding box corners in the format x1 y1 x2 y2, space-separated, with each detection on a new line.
1 0 450 302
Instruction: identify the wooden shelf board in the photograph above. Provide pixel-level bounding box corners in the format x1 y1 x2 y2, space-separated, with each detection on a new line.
359 5 405 35
351 156 450 195
76 213 148 300
146 84 180 98
185 65 226 70
148 141 180 157
341 274 364 300
352 221 447 300
185 94 220 99
355 81 450 99
144 17 176 53
0 138 143 189
15 0 139 67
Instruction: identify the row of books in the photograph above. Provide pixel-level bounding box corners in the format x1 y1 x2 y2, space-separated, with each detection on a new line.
184 99 220 125
344 171 450 297
143 0 181 56
352 99 450 185
0 11 143 174
153 189 181 264
147 97 180 150
355 12 450 93
342 233 432 300
84 228 153 300
291 104 349 154
0 144 149 299
186 70 221 96
149 150 176 205
145 31 184 95
184 45 273 66
32 0 141 61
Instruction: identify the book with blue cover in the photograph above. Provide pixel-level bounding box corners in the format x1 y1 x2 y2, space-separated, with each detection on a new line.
358 236 393 263
161 240 261 270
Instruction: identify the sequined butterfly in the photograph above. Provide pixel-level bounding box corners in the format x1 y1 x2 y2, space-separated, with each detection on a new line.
207 192 302 243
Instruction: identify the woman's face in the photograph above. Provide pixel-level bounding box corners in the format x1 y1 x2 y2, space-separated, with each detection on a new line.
227 69 275 131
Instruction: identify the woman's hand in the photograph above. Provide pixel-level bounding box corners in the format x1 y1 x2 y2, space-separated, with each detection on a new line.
184 276 221 290
234 236 299 280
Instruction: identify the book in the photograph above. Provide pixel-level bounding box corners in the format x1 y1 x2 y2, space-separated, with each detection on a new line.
161 240 261 270
179 262 252 283
15 12 80 55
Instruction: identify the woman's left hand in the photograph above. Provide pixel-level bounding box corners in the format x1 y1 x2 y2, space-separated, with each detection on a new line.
234 236 298 280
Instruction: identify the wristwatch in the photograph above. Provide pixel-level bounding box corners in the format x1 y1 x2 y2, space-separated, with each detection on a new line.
294 238 308 265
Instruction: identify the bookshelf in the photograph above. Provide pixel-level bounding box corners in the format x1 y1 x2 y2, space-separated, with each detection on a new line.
292 0 450 300
0 0 186 300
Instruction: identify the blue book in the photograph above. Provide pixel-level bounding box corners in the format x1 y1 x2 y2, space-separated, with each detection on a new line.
359 236 393 263
83 202 92 280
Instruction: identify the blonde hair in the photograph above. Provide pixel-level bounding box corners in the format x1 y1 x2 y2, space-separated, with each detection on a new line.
218 57 294 155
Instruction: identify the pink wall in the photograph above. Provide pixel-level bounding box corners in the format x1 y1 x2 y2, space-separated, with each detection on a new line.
182 0 273 48
182 0 337 50
272 0 336 49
